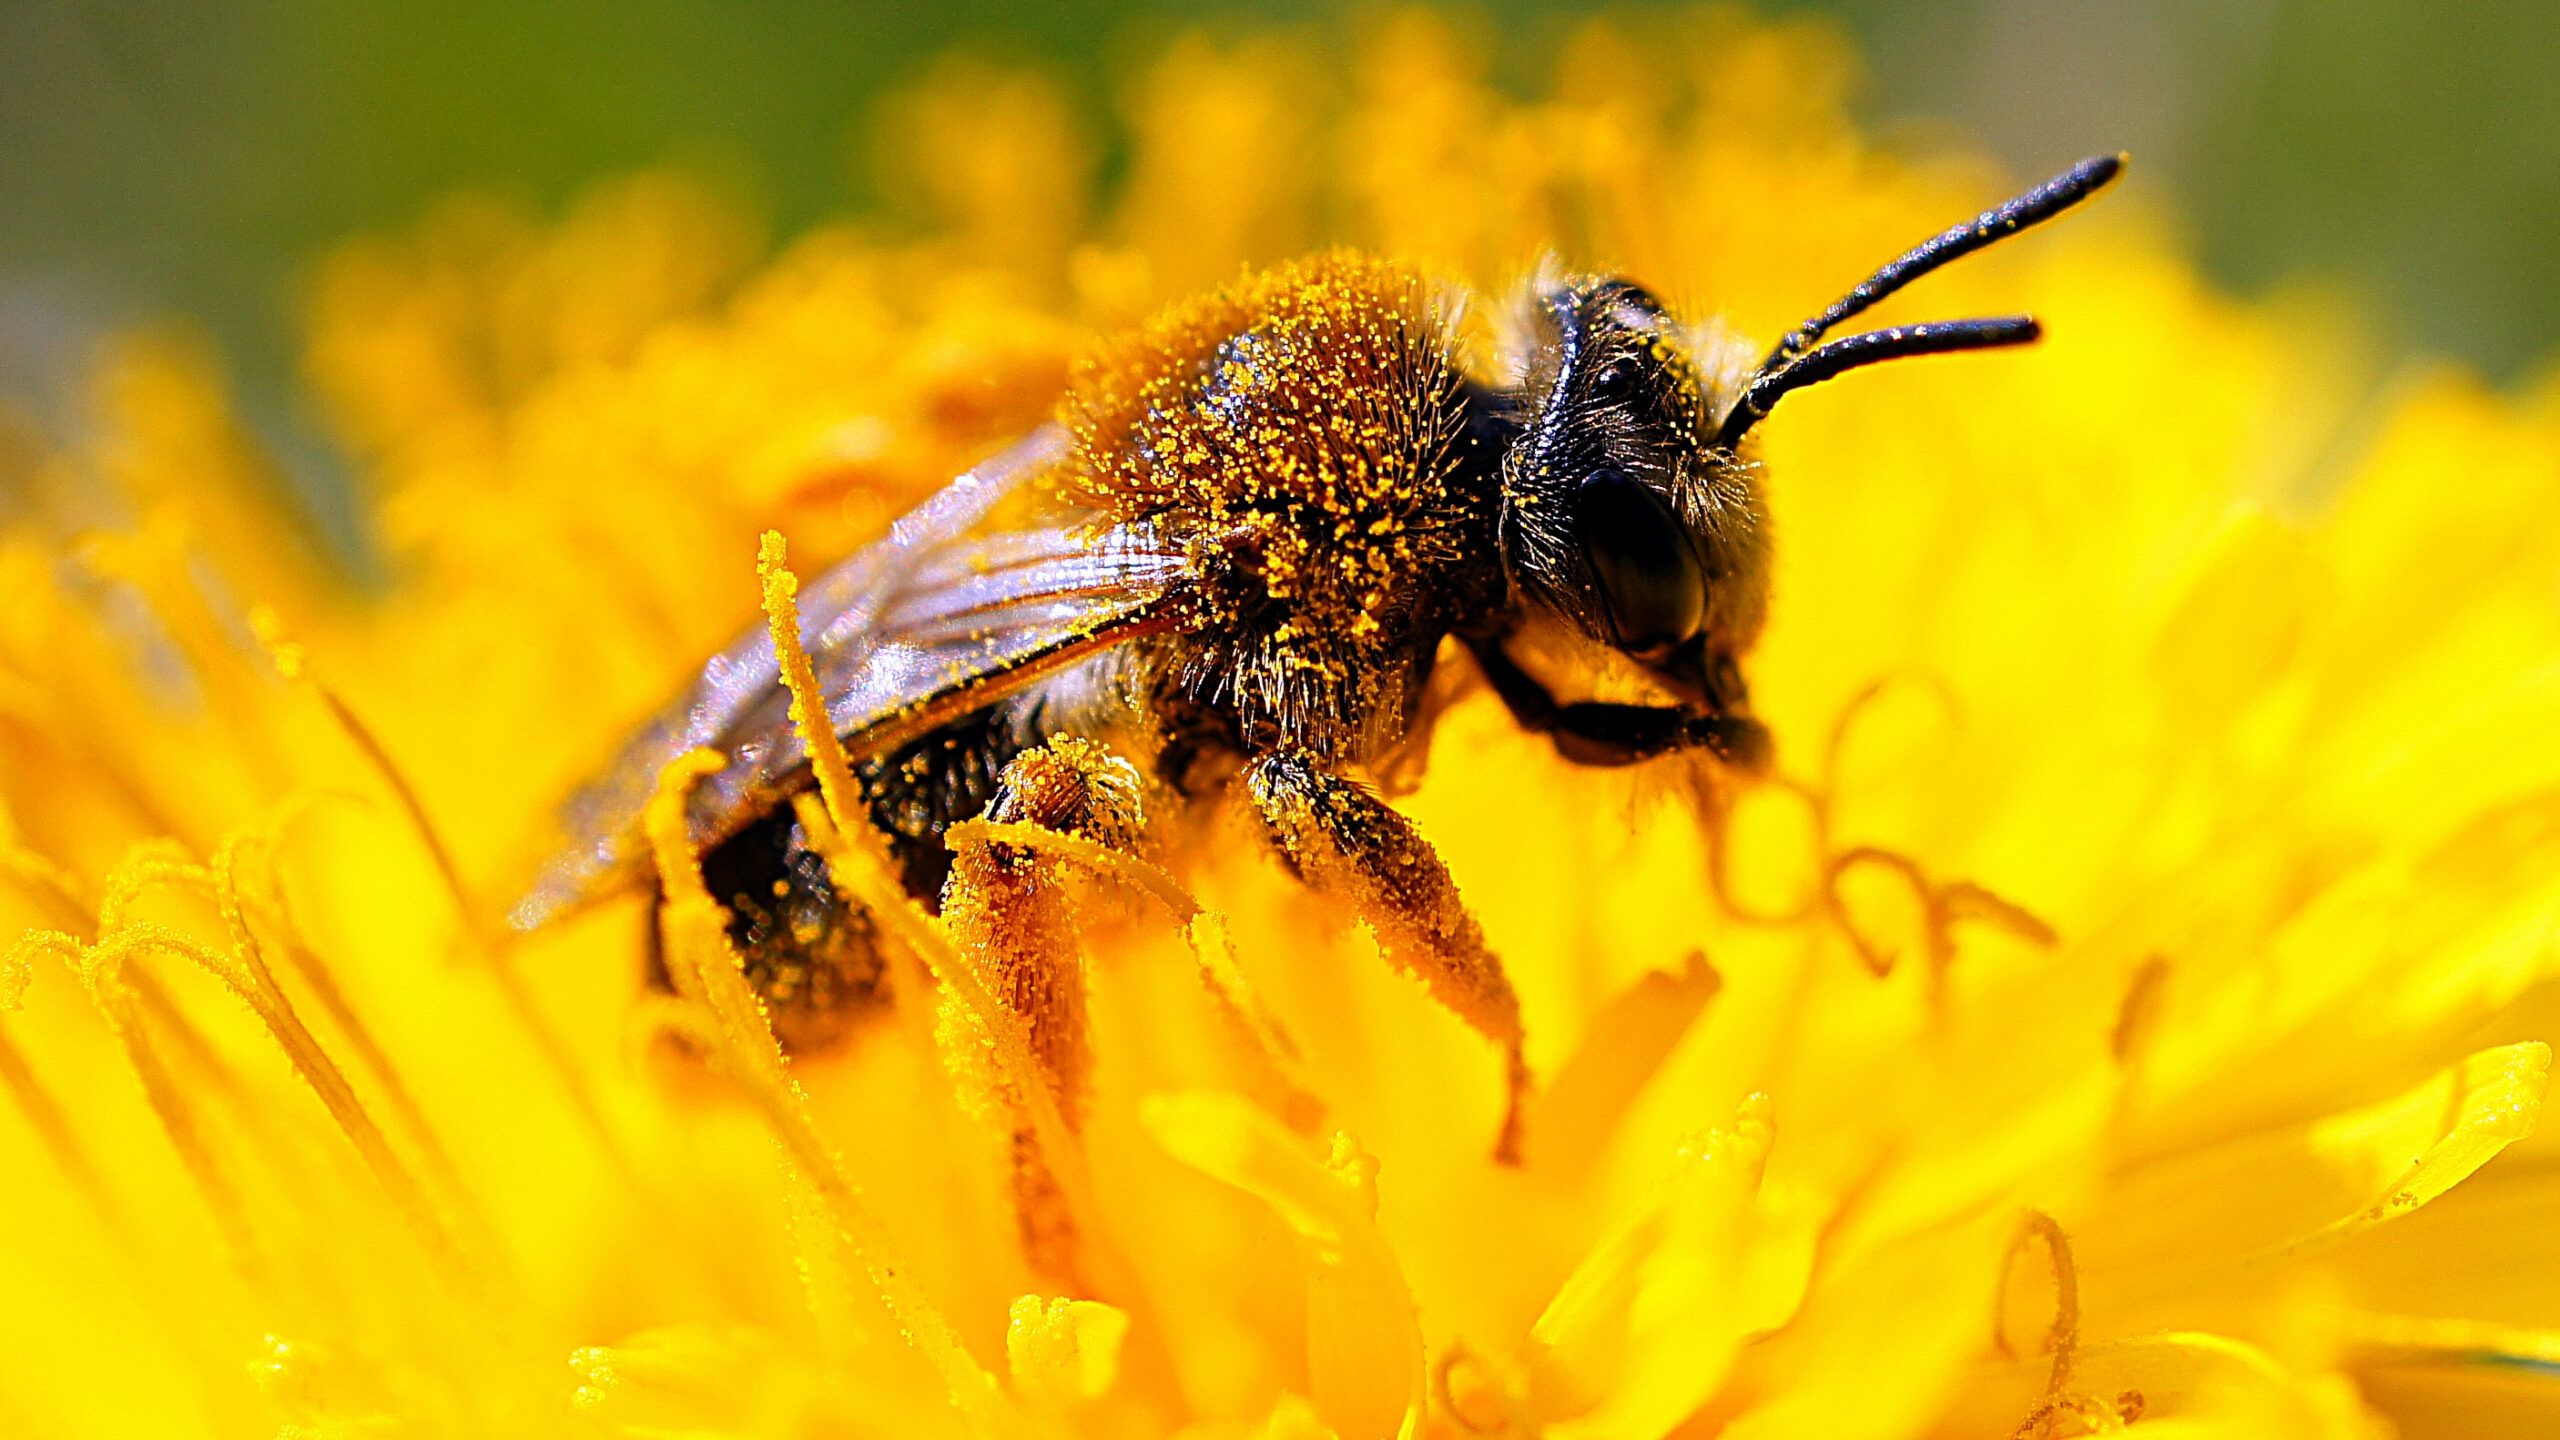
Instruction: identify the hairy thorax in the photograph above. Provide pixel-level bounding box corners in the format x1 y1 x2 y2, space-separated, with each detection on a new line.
1061 253 1507 768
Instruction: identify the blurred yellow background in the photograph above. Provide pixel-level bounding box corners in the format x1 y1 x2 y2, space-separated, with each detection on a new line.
3 0 2555 559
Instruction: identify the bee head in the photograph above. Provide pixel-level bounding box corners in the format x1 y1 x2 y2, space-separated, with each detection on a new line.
1493 153 2129 723
1497 274 1768 713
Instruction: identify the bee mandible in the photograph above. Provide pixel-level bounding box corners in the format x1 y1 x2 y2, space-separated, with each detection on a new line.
515 154 2126 1163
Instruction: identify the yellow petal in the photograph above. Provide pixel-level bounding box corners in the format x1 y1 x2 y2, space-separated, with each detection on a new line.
1529 952 1722 1184
2302 1041 2548 1240
1525 1096 1815 1438
1720 1212 2017 1440
2079 1042 2549 1323
1936 1332 2362 1440
568 1323 956 1439
2343 1313 2560 1438
1143 1091 1419 1440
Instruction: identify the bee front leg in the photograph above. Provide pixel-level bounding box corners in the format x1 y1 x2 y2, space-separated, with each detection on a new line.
1243 748 1531 1165
1467 638 1770 771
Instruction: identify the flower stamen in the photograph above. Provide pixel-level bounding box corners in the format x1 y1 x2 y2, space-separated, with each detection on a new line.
223 817 489 1237
949 814 1323 1133
13 923 266 1281
1824 847 2056 1009
251 608 483 944
250 606 653 1205
92 867 481 1297
1699 771 1825 925
1712 677 2056 1011
644 747 1011 1430
758 533 1154 1291
0 940 128 1232
1996 1210 2143 1440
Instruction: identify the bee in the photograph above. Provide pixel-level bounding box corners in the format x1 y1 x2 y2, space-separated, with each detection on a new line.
515 154 2125 1157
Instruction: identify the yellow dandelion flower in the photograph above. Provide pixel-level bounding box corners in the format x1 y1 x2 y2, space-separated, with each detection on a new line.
6 10 2560 1440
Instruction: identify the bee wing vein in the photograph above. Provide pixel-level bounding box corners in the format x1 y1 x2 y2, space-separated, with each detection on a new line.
510 428 1183 930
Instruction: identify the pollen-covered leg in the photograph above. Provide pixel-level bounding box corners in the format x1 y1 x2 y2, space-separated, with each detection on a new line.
1243 749 1531 1165
941 736 1143 1287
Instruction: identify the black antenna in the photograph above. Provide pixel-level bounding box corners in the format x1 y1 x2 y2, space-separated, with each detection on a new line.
1716 152 2126 449
1761 153 2125 371
1715 318 2039 448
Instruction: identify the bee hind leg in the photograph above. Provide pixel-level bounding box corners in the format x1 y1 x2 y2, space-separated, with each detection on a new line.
942 736 1143 1291
1243 748 1532 1166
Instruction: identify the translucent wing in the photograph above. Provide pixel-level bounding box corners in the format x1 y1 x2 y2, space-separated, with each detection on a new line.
510 427 1184 929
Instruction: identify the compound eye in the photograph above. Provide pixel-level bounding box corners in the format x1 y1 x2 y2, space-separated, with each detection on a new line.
1590 357 1642 403
1572 468 1706 657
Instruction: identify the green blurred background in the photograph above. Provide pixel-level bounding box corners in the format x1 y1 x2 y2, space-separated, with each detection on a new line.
3 0 2552 541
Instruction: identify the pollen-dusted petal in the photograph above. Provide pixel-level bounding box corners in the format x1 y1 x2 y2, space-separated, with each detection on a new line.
1143 1091 1420 1440
645 751 754 1016
646 751 1010 1432
1523 1097 1817 1439
759 540 1099 1248
2077 1042 2550 1327
2303 1042 2547 1235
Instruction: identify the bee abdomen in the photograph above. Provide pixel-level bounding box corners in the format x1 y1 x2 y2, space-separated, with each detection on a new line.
658 698 1053 1054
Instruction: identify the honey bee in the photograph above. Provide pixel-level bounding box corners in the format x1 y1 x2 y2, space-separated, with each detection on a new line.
516 154 2125 1158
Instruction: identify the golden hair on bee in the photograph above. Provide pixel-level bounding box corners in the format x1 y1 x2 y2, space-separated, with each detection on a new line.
1062 252 1480 568
1059 252 1504 759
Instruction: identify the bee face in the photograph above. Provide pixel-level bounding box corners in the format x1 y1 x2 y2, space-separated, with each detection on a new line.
1499 276 1768 707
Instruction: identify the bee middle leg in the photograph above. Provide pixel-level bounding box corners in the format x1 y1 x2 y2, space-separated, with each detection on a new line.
1467 638 1769 770
1243 748 1532 1165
